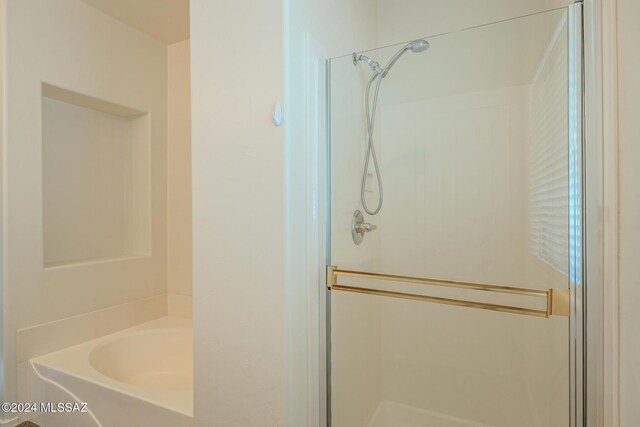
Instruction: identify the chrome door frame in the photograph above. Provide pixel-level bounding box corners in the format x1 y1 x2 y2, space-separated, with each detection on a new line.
569 4 585 426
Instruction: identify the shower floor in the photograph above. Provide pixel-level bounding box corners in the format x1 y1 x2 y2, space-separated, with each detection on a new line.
368 401 494 427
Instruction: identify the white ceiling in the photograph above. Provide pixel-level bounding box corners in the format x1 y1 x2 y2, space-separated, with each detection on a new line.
80 0 189 44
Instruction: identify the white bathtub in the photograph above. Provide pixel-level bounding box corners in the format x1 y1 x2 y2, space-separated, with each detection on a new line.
28 316 193 427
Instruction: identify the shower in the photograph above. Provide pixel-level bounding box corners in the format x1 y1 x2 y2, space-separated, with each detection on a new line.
330 7 588 427
353 39 430 215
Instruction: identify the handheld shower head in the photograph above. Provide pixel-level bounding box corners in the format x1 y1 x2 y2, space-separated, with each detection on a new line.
381 39 430 78
353 39 430 216
408 39 430 53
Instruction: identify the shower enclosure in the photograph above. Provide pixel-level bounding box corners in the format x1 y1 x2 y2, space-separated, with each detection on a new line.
326 5 585 427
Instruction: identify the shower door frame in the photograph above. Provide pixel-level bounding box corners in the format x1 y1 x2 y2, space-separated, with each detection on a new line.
569 4 586 426
320 2 605 426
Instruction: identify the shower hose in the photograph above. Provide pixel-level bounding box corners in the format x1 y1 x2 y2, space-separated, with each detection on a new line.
361 71 384 215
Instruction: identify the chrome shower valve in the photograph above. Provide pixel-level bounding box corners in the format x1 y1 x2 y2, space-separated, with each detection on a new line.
352 210 377 245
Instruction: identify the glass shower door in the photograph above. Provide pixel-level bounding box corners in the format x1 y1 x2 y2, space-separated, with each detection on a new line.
327 6 582 427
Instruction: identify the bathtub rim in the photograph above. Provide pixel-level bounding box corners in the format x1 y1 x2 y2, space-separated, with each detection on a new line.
29 315 193 417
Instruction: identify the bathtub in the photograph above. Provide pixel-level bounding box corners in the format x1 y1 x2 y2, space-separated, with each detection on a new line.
28 316 193 427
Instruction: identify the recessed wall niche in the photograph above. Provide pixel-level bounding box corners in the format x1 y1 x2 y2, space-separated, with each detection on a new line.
42 83 151 267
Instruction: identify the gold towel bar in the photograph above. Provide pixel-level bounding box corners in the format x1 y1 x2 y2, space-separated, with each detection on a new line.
327 267 570 318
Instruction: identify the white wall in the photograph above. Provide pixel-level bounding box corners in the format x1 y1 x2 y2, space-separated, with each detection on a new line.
190 0 379 423
191 1 286 425
167 40 192 299
284 0 381 425
618 0 640 425
3 0 168 411
376 0 572 48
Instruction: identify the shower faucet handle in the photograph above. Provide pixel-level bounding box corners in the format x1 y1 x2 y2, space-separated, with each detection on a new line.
356 222 377 233
352 210 377 245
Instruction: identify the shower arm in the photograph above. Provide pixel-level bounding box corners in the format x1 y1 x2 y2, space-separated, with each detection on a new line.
352 53 383 74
